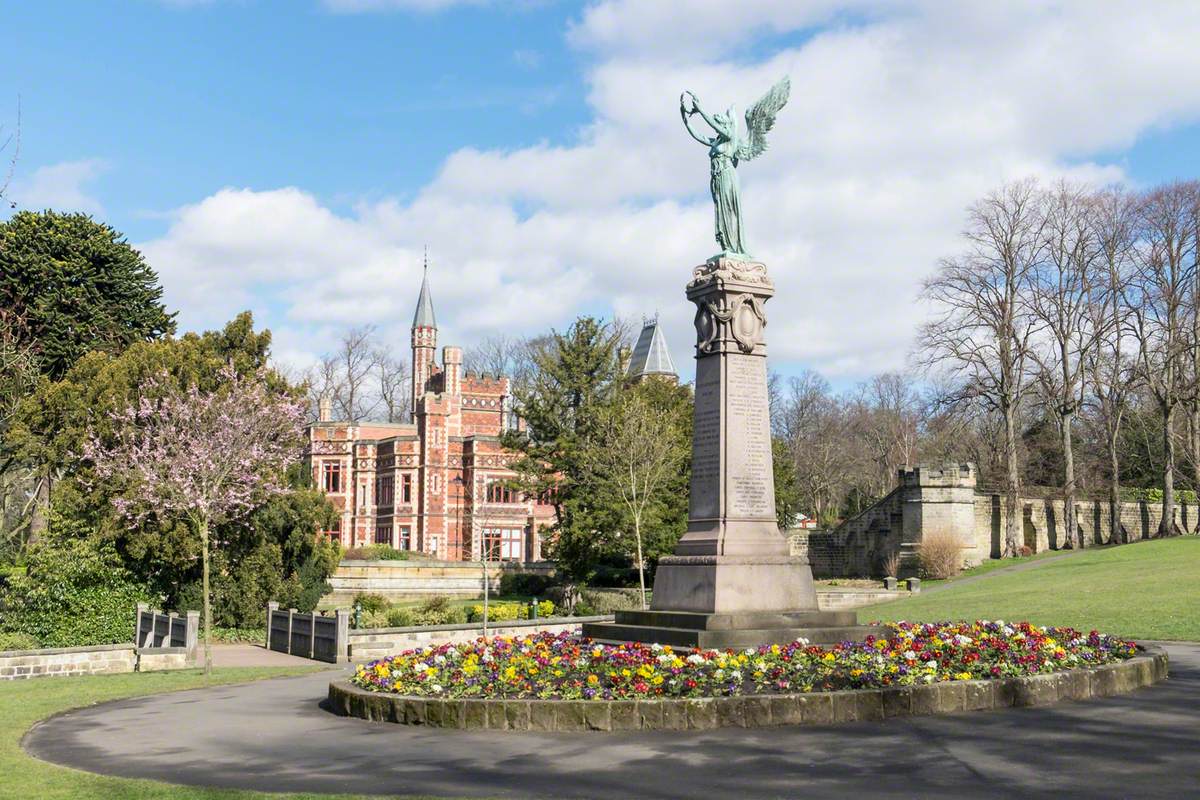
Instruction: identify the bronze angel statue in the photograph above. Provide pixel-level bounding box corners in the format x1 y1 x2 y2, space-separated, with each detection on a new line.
681 76 790 259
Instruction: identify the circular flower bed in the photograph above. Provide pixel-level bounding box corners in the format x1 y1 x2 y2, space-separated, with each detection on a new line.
351 621 1138 700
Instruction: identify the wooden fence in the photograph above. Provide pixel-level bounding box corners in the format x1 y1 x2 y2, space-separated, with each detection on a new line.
266 602 350 663
135 604 199 665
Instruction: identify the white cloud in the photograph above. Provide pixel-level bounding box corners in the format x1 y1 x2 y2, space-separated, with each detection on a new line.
139 1 1200 385
11 159 109 216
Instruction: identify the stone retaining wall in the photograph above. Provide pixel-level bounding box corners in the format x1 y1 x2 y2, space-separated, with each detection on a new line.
0 644 135 680
349 615 613 661
325 560 556 604
329 645 1167 731
817 589 905 610
0 643 194 680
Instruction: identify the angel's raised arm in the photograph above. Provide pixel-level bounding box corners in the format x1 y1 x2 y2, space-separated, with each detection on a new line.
681 111 711 146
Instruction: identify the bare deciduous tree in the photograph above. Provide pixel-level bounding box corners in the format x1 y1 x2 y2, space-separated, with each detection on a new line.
1084 186 1139 542
1128 181 1198 536
1028 181 1108 548
0 96 19 208
375 351 410 424
919 179 1046 556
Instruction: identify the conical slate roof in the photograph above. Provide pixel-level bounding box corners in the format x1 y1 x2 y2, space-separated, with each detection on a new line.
412 261 436 329
627 317 676 379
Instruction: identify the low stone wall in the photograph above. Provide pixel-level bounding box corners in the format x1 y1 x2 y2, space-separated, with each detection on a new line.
329 645 1167 731
349 615 613 661
817 589 905 610
136 647 189 672
0 643 196 681
324 560 555 604
0 644 135 680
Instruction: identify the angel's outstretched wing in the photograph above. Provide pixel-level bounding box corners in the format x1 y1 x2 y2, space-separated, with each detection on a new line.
736 76 791 161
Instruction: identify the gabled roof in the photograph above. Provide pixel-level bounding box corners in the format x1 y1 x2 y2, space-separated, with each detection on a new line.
627 317 677 379
412 261 436 329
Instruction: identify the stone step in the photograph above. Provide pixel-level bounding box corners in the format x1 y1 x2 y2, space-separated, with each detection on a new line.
580 621 888 650
613 609 858 630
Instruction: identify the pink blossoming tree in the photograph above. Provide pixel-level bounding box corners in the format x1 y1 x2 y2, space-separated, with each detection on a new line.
86 365 306 673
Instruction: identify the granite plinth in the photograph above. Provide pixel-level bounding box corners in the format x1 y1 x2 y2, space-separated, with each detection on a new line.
582 608 887 649
650 554 819 613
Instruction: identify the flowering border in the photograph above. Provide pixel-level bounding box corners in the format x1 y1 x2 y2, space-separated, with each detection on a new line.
329 644 1167 731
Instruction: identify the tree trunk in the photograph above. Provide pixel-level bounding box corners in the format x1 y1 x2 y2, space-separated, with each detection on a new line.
27 472 49 545
1192 406 1200 533
1162 404 1177 537
1003 403 1021 557
200 517 212 676
1061 409 1078 548
1108 432 1123 544
633 513 647 610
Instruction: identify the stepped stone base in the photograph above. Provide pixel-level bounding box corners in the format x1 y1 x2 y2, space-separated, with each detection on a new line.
581 609 888 650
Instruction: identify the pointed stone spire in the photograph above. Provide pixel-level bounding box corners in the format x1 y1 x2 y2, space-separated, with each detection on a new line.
626 314 677 381
412 247 437 329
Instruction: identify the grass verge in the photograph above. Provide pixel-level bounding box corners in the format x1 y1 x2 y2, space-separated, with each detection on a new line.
2 667 394 800
866 537 1200 640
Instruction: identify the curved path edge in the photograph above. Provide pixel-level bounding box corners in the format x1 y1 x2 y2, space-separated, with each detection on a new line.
329 645 1168 731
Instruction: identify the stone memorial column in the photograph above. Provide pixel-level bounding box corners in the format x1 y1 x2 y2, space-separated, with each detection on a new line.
650 257 819 614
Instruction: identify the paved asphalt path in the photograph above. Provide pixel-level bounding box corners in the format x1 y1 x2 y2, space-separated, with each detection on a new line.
25 643 1200 799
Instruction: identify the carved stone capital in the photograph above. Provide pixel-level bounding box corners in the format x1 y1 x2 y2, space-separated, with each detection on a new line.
688 256 773 290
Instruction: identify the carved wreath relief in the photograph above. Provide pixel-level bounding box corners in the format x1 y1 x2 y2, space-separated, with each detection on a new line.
694 293 767 354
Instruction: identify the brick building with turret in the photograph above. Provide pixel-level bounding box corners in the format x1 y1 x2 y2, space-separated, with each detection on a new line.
305 265 555 561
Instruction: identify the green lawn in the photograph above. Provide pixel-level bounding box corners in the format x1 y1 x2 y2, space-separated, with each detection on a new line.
921 547 1065 586
0 667 435 800
866 537 1200 641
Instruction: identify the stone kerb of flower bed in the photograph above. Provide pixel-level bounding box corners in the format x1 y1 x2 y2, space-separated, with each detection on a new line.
327 622 1168 732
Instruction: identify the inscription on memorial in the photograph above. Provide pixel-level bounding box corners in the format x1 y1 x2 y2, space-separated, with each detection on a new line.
689 359 721 519
726 355 774 517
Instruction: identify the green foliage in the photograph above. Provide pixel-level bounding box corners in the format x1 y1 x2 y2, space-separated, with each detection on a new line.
466 600 554 622
772 437 802 529
210 627 266 644
385 607 414 627
0 211 175 381
505 319 693 583
343 544 409 561
0 632 40 651
579 587 643 614
503 317 624 581
8 314 337 629
353 593 391 614
0 533 149 647
498 571 553 596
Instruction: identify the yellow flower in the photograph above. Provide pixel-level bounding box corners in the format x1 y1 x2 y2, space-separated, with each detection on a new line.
770 644 780 654
955 672 973 681
587 674 599 685
823 652 836 663
652 675 664 685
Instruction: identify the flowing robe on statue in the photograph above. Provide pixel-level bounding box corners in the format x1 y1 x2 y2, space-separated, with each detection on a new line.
710 142 744 255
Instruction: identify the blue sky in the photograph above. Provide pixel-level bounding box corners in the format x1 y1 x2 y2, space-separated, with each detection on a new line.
6 1 1200 388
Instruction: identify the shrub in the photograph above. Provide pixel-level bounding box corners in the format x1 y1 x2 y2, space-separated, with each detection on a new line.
344 544 410 561
573 602 597 617
0 632 40 651
211 627 266 644
386 607 415 627
418 595 451 615
411 606 467 627
918 531 963 580
499 572 553 597
353 593 391 614
881 552 901 579
466 600 555 623
579 587 644 614
0 537 149 648
1017 545 1033 557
